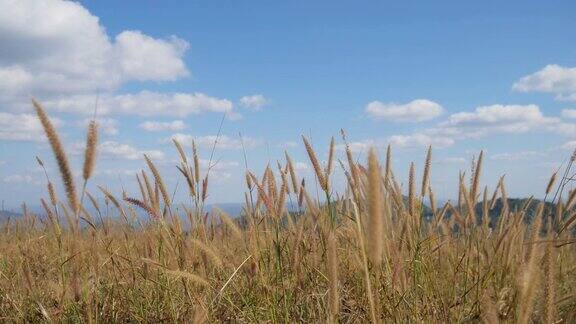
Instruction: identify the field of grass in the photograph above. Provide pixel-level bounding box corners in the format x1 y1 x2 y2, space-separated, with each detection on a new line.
1 100 576 322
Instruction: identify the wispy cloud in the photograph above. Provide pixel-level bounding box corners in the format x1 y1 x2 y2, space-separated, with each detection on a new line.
45 91 234 117
0 112 63 142
140 120 186 132
167 133 263 150
561 109 576 119
365 99 443 122
389 133 454 148
490 151 545 161
358 104 576 151
239 94 268 111
435 157 466 164
513 64 576 101
336 139 378 154
3 174 40 185
71 141 165 161
99 141 165 161
431 104 576 141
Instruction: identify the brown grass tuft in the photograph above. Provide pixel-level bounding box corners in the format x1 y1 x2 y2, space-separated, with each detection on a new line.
421 145 432 197
144 154 171 208
302 135 328 192
367 148 383 265
33 99 78 213
82 121 98 181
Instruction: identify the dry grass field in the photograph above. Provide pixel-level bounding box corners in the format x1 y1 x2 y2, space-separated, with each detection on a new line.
1 100 575 322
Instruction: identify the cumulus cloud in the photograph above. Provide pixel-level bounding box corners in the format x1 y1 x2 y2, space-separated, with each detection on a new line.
490 151 545 161
98 141 165 160
513 65 576 101
3 174 39 185
0 0 241 120
239 94 268 111
114 30 189 82
0 0 189 102
140 120 186 132
44 91 234 117
0 112 63 141
167 133 263 150
436 157 466 164
337 134 452 152
0 0 246 135
446 104 546 125
336 140 379 153
97 169 141 177
380 104 576 150
437 104 574 138
365 99 443 122
562 109 576 119
389 133 454 148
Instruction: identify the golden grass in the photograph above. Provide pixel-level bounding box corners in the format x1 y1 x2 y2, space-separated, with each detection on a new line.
1 101 576 322
82 121 98 182
33 99 77 213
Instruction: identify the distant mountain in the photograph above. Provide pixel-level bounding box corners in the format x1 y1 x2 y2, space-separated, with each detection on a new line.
0 198 557 228
436 197 555 227
0 209 22 222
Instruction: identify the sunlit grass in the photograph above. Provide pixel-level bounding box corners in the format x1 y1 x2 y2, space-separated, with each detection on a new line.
1 100 575 322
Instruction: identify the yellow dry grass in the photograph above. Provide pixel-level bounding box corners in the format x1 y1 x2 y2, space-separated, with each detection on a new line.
1 101 576 322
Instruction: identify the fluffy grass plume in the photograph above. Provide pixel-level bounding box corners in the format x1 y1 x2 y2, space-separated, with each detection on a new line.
33 99 78 212
82 121 98 181
367 148 383 266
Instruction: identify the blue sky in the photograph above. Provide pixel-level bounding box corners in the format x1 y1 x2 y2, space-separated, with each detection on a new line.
1 0 576 209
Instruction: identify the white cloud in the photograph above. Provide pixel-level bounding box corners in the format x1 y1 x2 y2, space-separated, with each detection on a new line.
0 0 224 120
239 94 268 111
167 133 263 150
210 171 233 182
561 141 576 151
562 109 576 119
436 157 466 164
336 140 378 154
279 141 298 149
437 104 573 138
3 174 39 185
513 65 576 101
365 99 443 122
446 104 546 126
389 133 454 148
0 0 189 100
490 151 545 161
337 134 453 152
97 169 141 177
377 104 576 150
0 112 63 141
140 120 186 132
99 141 165 160
294 162 310 171
114 30 189 82
44 91 234 117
